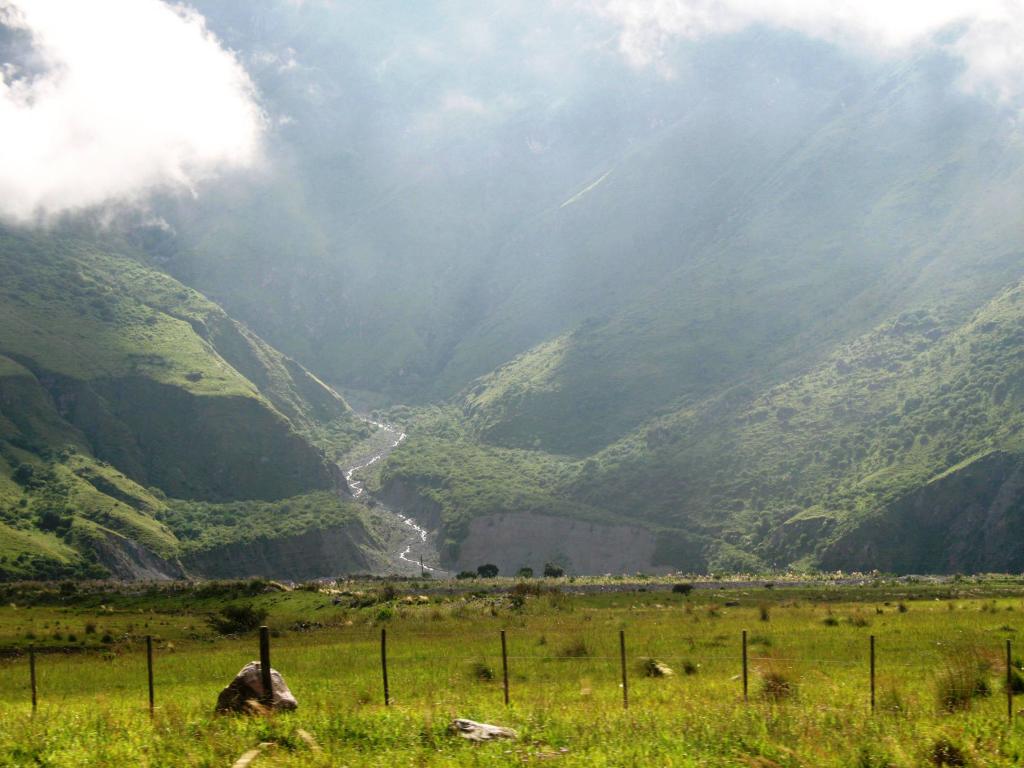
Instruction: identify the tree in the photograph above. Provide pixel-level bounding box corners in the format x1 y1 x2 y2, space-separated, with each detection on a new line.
13 463 34 486
476 563 499 578
543 562 564 578
517 567 534 578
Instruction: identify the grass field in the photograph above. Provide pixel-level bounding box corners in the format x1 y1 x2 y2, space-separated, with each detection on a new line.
2 576 1024 766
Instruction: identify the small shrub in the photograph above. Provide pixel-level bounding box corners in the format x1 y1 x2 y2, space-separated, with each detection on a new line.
681 659 699 675
455 571 476 580
206 604 269 635
929 738 966 767
84 622 97 635
897 602 908 613
822 615 839 626
517 567 534 578
759 604 770 622
1007 666 1024 694
543 563 565 578
760 666 796 701
936 646 991 711
470 661 494 681
672 583 694 595
560 638 590 658
476 564 499 578
848 615 871 628
510 581 545 598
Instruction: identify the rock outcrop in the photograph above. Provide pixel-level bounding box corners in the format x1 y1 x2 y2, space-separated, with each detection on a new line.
216 662 297 714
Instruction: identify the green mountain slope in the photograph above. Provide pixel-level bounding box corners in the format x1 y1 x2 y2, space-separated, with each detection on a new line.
383 278 1024 574
0 229 378 581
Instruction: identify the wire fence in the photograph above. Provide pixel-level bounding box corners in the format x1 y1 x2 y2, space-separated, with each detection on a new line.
4 626 1020 723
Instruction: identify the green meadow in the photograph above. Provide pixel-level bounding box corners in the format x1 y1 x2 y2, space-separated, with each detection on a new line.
2 577 1024 766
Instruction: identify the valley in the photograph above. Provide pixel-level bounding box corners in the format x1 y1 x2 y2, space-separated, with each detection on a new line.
340 419 448 577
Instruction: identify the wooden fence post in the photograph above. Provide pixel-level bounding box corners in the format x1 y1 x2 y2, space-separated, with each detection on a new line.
146 635 155 717
742 629 748 702
259 626 273 706
870 634 876 713
501 630 510 706
620 629 628 710
1008 639 1014 724
381 627 390 706
29 648 36 711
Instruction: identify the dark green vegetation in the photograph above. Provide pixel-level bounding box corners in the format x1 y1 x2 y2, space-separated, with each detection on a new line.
6 5 1024 577
3 578 1024 766
0 228 378 581
118 5 1024 575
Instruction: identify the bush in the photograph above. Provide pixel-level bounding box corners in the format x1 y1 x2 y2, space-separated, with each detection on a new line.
929 739 966 767
456 571 477 580
936 646 991 711
543 563 565 578
516 567 534 578
559 638 590 658
13 463 34 486
760 666 797 701
470 661 494 681
476 563 499 578
672 583 694 595
206 604 269 635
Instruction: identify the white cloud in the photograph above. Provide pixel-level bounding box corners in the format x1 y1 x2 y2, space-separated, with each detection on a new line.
0 0 265 222
590 0 1024 103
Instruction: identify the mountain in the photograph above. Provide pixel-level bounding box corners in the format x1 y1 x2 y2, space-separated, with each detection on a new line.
140 12 1024 575
382 279 1024 575
6 5 1024 578
0 227 383 580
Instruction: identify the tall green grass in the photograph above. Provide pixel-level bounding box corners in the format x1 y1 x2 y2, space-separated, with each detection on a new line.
2 582 1024 766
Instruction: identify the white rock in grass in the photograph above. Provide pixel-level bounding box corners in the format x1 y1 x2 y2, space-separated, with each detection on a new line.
450 718 518 741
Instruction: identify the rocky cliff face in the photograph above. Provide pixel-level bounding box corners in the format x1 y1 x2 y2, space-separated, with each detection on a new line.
90 529 187 580
453 512 662 575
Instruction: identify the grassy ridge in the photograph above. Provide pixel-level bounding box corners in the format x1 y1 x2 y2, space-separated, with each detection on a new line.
1 579 1024 765
0 229 370 580
384 280 1024 572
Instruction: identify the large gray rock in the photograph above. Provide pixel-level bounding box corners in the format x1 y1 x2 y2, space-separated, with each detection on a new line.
216 661 298 714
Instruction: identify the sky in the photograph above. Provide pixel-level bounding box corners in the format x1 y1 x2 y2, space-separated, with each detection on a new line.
0 0 264 222
0 0 1021 222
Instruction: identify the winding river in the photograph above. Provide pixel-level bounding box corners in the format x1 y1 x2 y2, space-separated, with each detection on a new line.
342 420 448 576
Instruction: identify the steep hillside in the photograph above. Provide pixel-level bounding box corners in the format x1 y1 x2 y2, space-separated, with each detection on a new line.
383 278 1024 574
457 55 1024 455
0 229 378 580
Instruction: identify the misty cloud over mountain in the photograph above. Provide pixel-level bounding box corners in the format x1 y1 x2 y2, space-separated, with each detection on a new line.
0 0 263 222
